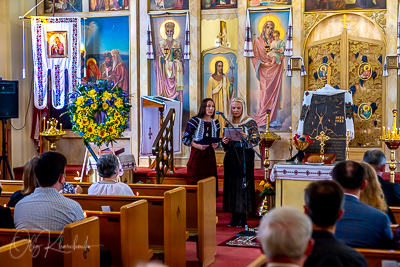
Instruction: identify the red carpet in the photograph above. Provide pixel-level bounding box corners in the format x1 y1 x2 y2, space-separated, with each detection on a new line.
186 194 263 266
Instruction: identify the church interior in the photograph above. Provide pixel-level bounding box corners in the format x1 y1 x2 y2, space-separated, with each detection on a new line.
2 0 400 266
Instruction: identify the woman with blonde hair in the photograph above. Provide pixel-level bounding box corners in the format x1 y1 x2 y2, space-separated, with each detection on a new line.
8 157 39 207
222 97 260 227
360 162 396 223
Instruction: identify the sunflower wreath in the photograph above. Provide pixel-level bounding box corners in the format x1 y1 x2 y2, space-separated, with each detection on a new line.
67 81 131 147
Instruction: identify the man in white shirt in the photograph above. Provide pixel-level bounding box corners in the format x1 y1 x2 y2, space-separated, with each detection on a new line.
14 151 84 231
257 206 314 267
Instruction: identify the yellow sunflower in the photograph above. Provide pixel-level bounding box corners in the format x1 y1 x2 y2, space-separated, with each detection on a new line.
91 103 97 110
114 119 121 127
82 119 90 126
108 127 116 136
114 112 121 118
86 125 94 135
102 102 109 110
98 129 107 139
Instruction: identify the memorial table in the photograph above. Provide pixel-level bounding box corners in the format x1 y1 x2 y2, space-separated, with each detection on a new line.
271 162 334 211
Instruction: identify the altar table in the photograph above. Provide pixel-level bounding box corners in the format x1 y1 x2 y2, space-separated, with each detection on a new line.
271 162 334 211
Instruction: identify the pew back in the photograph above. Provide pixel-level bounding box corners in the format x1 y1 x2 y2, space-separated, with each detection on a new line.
64 188 186 267
0 239 32 267
356 248 400 267
0 216 99 267
84 200 151 267
63 216 100 267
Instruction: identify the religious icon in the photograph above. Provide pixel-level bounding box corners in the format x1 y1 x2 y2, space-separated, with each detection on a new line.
89 0 129 11
305 0 385 12
249 0 291 7
317 64 329 81
387 56 399 69
149 0 188 10
47 31 68 58
203 0 237 10
358 63 372 80
358 103 372 120
85 16 130 94
290 58 301 70
204 54 235 122
44 0 82 13
249 11 291 130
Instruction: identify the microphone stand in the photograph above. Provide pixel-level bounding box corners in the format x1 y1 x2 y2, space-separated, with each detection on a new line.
219 112 261 236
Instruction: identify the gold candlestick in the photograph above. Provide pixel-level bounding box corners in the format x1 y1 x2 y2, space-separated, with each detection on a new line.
381 109 400 183
40 118 66 150
346 129 350 160
316 131 330 160
258 109 281 216
288 126 293 160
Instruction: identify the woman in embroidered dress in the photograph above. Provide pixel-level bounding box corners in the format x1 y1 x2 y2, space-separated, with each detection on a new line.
222 97 259 228
183 98 220 194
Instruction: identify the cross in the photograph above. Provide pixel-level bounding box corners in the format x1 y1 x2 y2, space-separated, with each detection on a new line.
148 127 153 140
340 14 350 29
316 131 330 158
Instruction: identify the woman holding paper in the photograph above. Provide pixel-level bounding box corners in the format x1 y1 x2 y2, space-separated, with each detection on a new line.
221 97 259 228
183 98 221 193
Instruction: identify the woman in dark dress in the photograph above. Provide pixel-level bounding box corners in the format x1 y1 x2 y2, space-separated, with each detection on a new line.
182 98 220 192
222 97 259 228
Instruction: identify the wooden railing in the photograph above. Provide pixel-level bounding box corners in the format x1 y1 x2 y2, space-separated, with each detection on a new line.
152 108 175 184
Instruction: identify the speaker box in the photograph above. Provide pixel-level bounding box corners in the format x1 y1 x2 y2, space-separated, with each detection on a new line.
0 80 19 119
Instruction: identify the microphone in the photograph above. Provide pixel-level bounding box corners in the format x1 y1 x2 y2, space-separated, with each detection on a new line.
216 111 224 115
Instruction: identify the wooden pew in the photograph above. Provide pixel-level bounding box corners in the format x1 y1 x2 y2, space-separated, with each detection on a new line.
0 216 100 267
390 207 400 225
0 178 217 266
84 200 153 267
0 239 32 267
356 248 400 267
247 255 267 267
64 187 186 267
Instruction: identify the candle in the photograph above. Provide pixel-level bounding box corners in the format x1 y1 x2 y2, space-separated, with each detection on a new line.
60 123 62 132
84 212 87 218
3 204 6 208
74 171 80 180
47 121 49 131
43 117 46 131
388 128 391 136
383 126 386 137
136 192 139 196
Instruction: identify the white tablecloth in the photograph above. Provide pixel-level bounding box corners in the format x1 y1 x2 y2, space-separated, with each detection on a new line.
270 163 334 182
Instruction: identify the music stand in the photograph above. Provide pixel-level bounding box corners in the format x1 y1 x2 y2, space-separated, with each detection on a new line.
0 118 14 180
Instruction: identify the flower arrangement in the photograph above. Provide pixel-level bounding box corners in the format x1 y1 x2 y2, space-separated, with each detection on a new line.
259 180 275 197
293 134 313 150
67 81 131 147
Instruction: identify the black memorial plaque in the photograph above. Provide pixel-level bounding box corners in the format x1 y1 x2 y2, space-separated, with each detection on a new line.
303 93 347 161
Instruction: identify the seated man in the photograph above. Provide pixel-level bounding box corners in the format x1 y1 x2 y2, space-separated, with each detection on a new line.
258 206 314 267
363 149 400 206
88 154 135 196
332 161 393 249
304 180 367 267
14 151 84 231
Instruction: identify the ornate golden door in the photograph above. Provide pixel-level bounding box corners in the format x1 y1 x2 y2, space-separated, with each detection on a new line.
305 29 385 148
